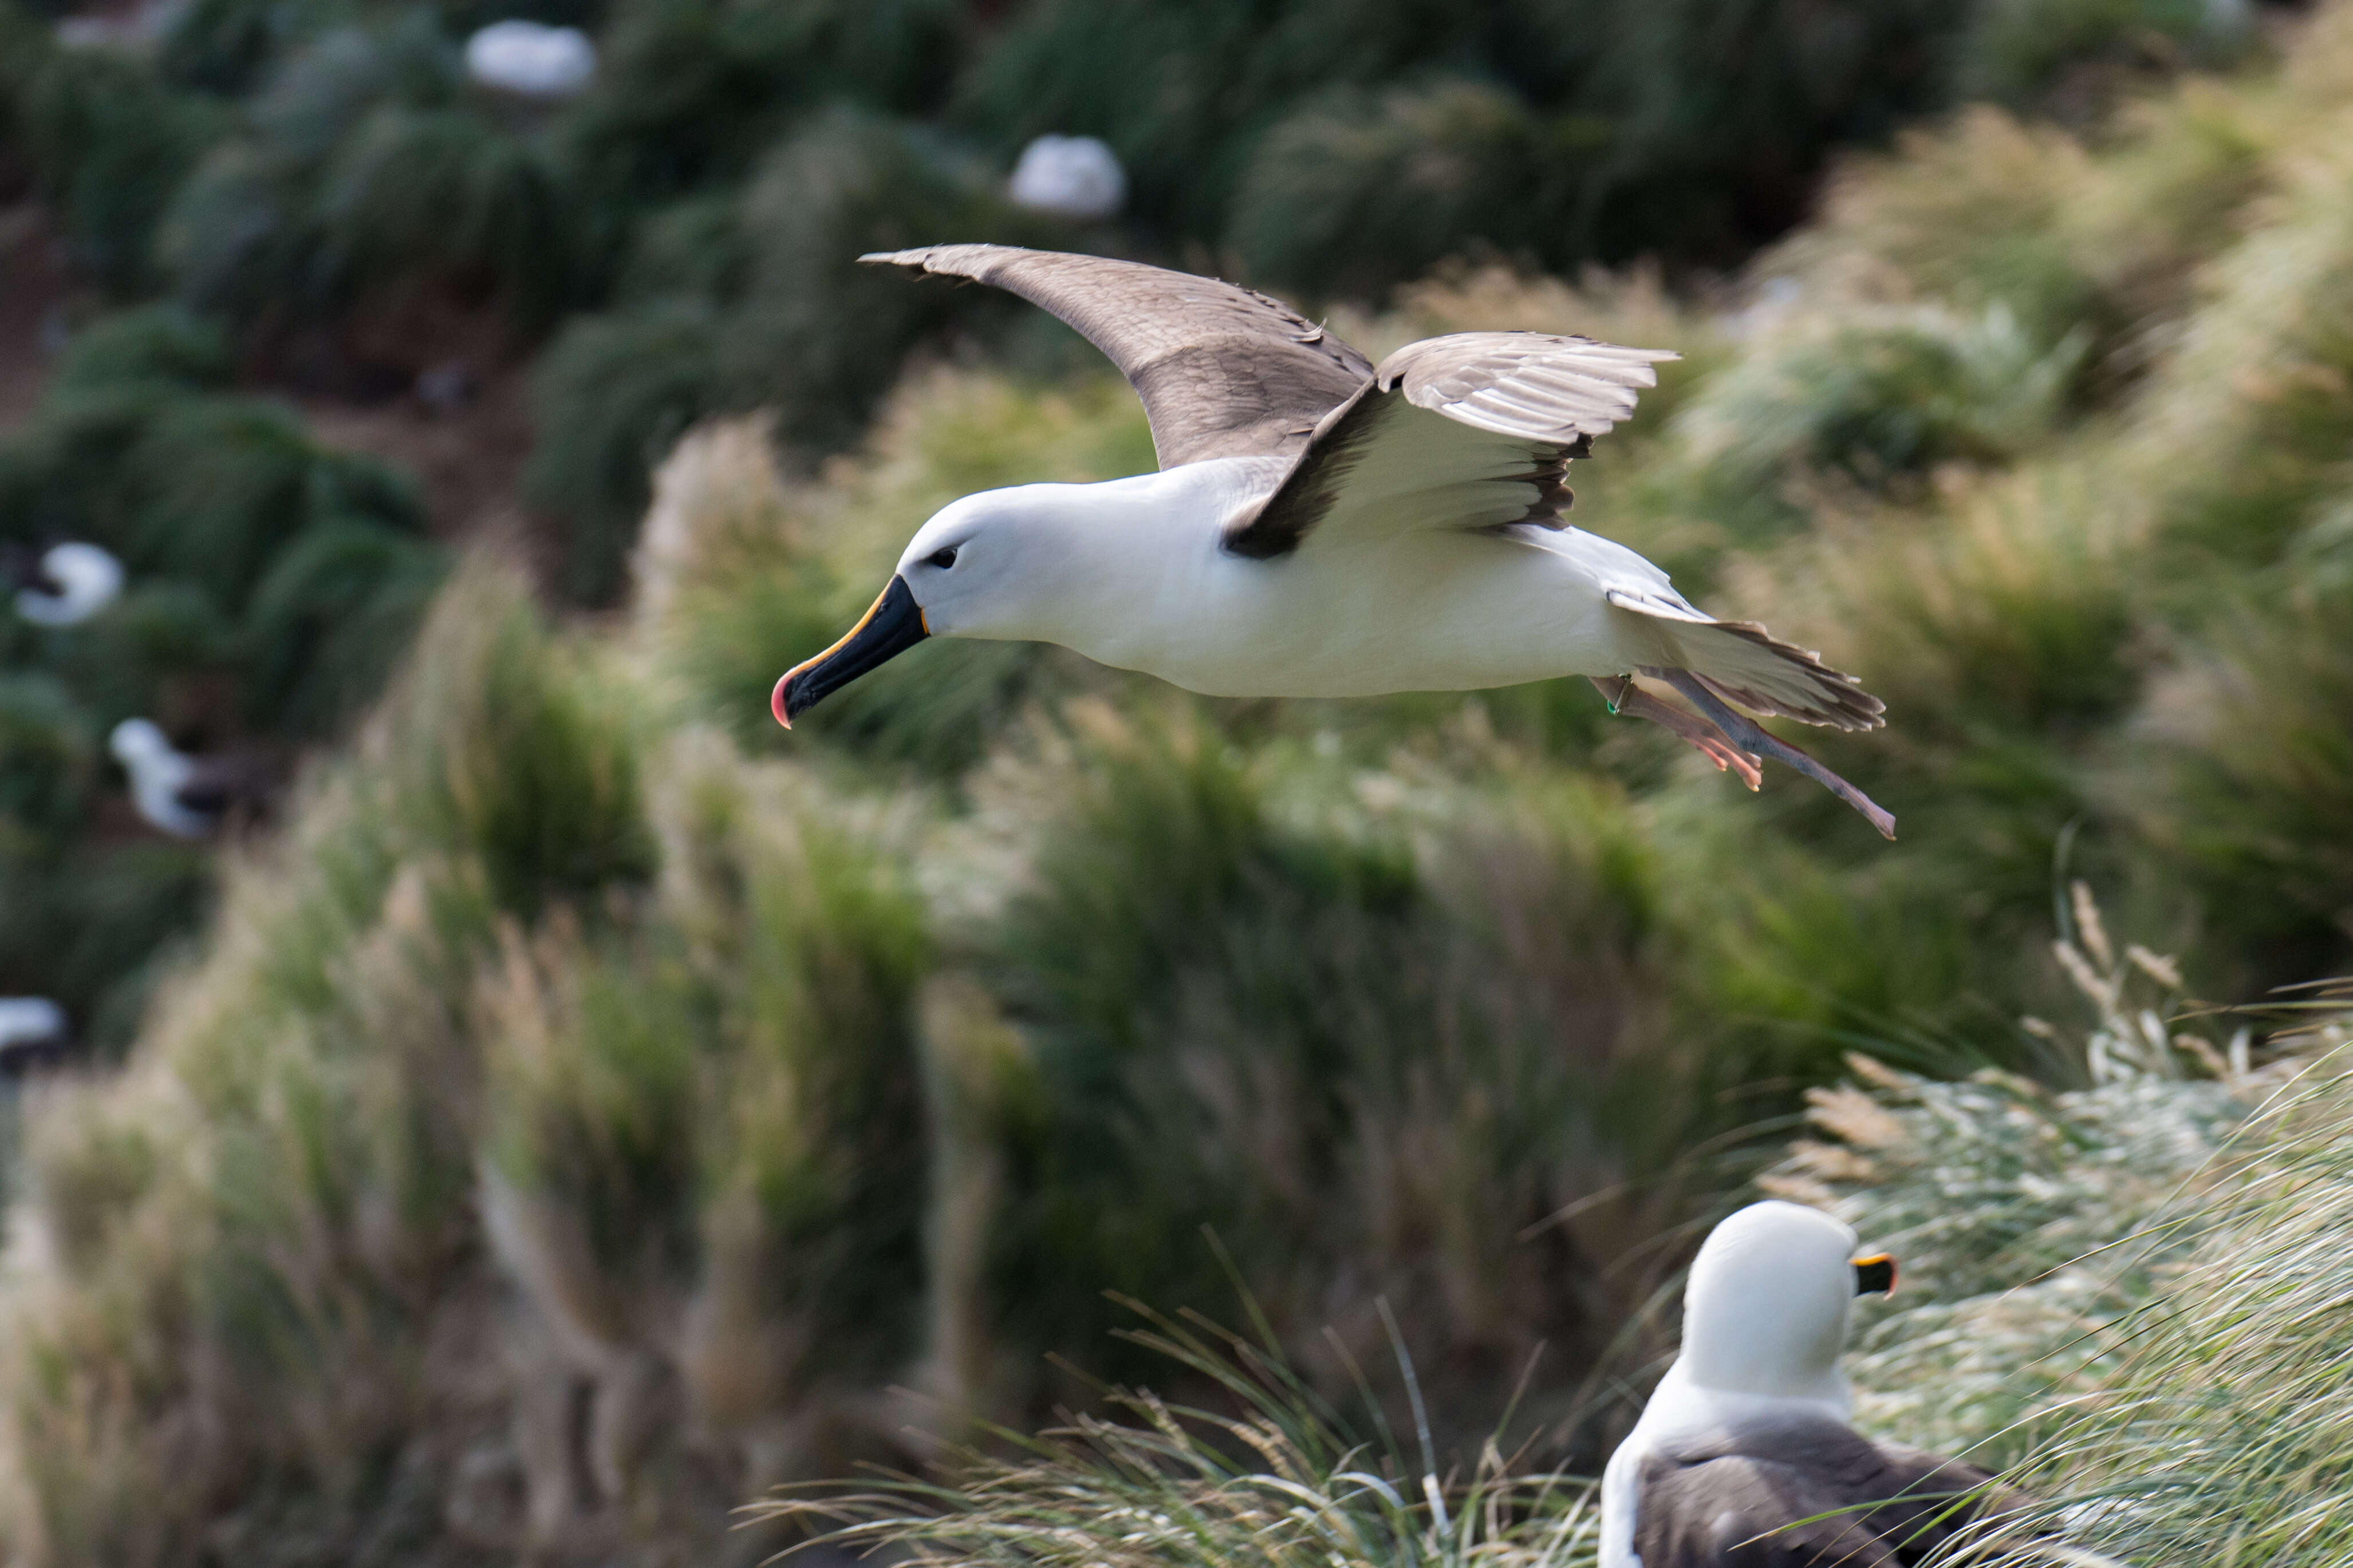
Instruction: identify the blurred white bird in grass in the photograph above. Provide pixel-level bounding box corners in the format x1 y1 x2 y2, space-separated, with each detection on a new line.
11 541 123 627
1008 136 1126 220
465 21 597 99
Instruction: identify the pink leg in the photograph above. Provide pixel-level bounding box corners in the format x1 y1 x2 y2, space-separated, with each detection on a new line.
1589 677 1764 791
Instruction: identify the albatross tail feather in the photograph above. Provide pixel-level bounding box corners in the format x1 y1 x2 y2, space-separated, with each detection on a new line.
1649 669 1897 840
1666 618 1886 733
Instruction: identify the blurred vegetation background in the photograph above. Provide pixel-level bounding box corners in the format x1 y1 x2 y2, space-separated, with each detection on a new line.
3 0 2351 1562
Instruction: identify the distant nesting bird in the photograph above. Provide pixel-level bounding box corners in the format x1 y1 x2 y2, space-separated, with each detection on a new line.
109 719 271 838
464 20 596 98
9 540 123 627
1008 136 1127 221
1601 1202 2034 1566
0 997 69 1075
774 246 1892 835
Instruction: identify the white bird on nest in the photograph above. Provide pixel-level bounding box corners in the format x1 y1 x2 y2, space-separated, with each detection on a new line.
109 718 274 839
0 997 69 1075
11 541 123 627
464 20 596 99
774 245 1892 836
1601 1201 2048 1567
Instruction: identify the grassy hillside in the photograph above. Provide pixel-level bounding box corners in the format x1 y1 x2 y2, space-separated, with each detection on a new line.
0 2 2350 1563
2 0 2262 1047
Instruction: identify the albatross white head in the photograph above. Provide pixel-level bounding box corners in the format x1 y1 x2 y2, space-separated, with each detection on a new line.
770 483 1137 726
1678 1199 1894 1402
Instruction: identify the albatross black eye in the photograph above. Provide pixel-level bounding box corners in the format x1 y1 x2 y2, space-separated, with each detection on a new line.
928 546 959 569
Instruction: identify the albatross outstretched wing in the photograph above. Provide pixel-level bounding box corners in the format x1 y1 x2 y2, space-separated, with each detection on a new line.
858 244 1373 468
1222 331 1678 558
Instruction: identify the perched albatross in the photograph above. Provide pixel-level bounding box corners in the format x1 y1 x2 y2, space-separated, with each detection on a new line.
1602 1201 2032 1566
9 541 123 627
109 719 273 839
775 246 1893 836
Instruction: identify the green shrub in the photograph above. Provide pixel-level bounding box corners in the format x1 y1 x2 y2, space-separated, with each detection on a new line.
156 0 354 96
1229 79 1608 299
534 110 1063 603
1953 0 2252 113
48 302 236 397
0 671 93 851
966 707 1689 1443
238 518 445 734
164 14 578 331
2136 579 2353 970
557 0 969 212
1673 303 2087 499
17 48 230 293
526 298 728 603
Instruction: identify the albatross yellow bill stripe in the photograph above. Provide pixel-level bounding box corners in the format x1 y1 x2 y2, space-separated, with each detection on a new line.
771 575 931 728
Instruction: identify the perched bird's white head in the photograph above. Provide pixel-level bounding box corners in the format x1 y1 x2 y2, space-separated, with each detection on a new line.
110 717 176 768
772 485 1110 726
1678 1200 1895 1400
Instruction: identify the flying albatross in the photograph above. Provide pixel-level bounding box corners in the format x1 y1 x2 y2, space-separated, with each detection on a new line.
1602 1201 2036 1566
774 246 1893 836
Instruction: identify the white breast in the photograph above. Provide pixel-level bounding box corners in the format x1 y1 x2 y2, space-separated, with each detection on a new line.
1065 520 1639 699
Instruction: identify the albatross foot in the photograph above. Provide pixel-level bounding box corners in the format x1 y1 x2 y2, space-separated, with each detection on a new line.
1590 677 1764 791
1645 669 1897 840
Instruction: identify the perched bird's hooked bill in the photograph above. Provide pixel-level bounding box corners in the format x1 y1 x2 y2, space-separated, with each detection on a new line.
1599 1200 2044 1566
775 244 1894 836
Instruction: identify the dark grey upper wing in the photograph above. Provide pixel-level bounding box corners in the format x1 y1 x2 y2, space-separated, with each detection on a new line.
1637 1417 2028 1567
175 751 278 816
858 244 1373 468
1222 331 1676 559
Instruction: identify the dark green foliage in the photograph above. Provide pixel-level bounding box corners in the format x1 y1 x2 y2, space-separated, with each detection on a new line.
157 0 355 96
383 575 654 913
48 302 236 397
0 672 93 848
534 111 1061 601
16 46 230 293
1228 80 1608 298
558 0 968 211
1954 0 2252 112
723 111 1065 447
951 0 1491 243
164 16 579 334
1569 0 1968 263
2139 580 2353 966
239 519 445 733
0 302 443 1040
527 298 726 601
972 712 1680 1427
1676 306 2088 499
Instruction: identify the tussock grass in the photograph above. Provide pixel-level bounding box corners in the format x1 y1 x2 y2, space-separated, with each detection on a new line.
11 7 2353 1562
759 1304 1607 1568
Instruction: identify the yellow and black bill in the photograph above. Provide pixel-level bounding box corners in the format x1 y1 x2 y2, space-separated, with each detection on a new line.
771 574 929 728
1852 1253 1897 1296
